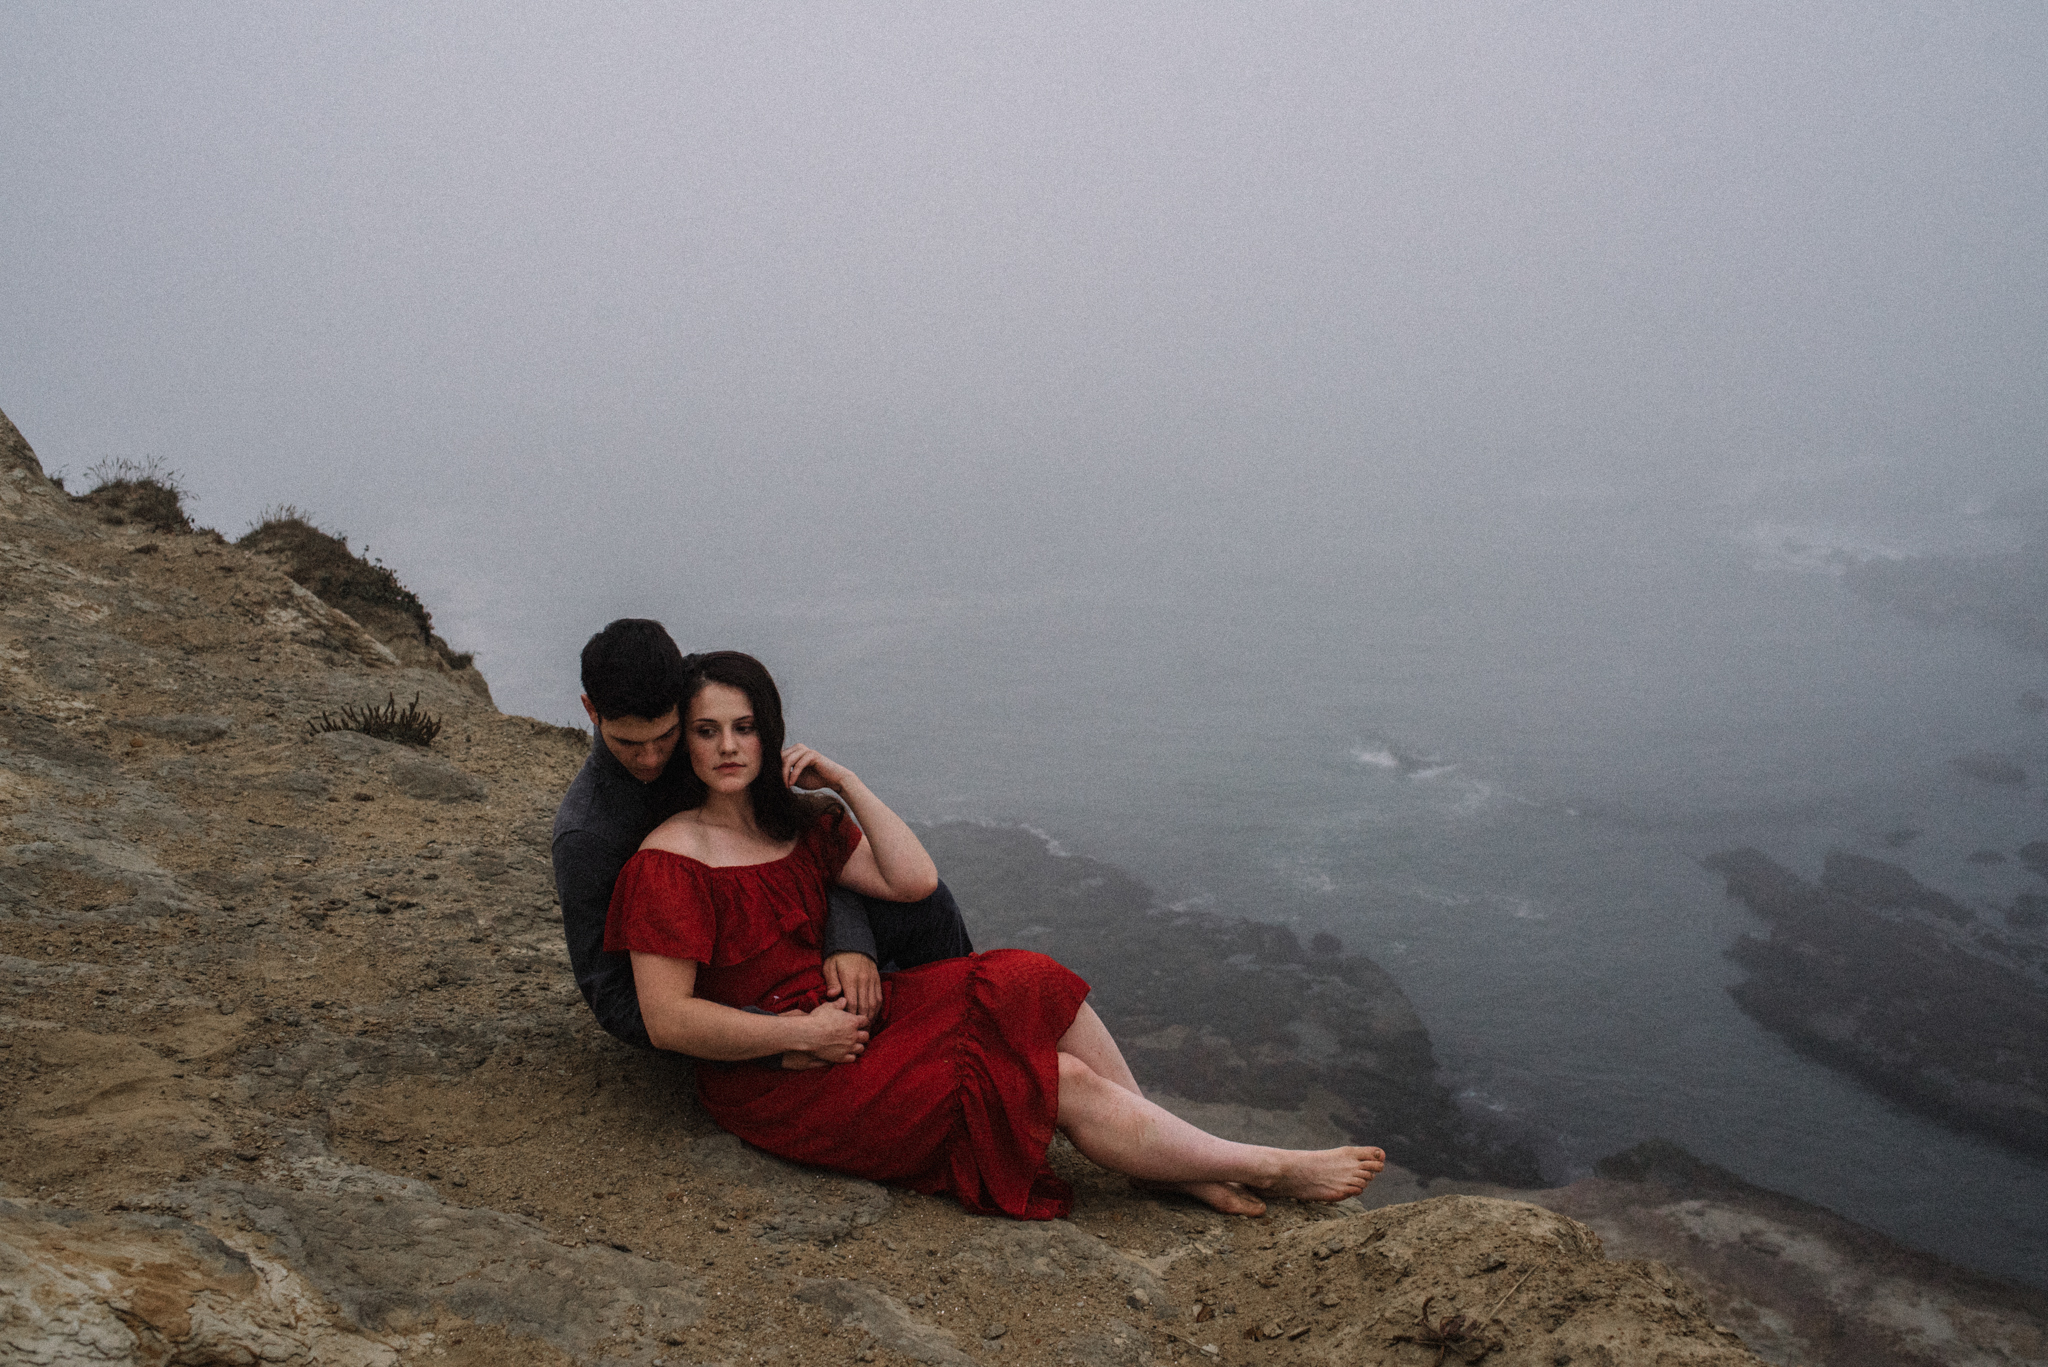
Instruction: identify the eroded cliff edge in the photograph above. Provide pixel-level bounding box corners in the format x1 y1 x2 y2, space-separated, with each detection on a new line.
4 404 2040 1365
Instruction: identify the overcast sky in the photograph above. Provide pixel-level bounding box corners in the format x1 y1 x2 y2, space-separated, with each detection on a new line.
5 2 2044 715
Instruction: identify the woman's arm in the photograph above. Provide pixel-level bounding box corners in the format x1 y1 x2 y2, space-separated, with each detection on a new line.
781 745 939 903
631 952 869 1061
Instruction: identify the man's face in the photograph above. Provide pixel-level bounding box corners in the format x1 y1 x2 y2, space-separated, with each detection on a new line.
580 696 681 784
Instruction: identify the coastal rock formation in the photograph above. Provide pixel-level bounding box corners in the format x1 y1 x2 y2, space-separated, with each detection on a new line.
1703 847 2048 1158
1844 540 2048 656
926 825 1540 1186
4 395 1986 1365
1543 1141 2048 1367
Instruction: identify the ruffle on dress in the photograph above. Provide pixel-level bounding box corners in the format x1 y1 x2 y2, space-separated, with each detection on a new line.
934 949 1085 1218
607 847 821 967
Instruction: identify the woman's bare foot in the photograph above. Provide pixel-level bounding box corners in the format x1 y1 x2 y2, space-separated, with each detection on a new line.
1134 1177 1268 1217
1251 1147 1386 1203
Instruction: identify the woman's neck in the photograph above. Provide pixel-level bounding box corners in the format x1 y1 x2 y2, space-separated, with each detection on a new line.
692 788 760 834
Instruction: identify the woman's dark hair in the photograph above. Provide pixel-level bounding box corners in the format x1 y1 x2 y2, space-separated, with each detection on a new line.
674 650 816 842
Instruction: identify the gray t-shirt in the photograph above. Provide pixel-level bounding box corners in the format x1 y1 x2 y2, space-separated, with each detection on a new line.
551 735 875 1049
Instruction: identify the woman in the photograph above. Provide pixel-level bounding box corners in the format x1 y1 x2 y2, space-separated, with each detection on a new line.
605 651 1385 1219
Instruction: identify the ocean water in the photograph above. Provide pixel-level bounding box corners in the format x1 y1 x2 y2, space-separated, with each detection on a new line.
578 498 2048 1287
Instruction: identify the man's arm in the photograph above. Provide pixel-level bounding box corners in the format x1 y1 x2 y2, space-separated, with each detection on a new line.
821 885 877 961
820 885 882 1018
551 827 653 1049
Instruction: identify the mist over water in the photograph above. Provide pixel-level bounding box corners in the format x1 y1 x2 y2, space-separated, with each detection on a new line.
742 495 2048 1287
6 0 2048 1289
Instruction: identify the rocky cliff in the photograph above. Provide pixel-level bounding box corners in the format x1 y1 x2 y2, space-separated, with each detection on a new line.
1704 847 2048 1160
5 402 2039 1365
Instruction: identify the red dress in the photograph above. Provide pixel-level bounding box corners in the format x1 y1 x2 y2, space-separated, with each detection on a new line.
603 807 1090 1219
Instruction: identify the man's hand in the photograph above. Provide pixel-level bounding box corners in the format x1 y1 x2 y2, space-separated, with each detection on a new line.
822 951 882 1021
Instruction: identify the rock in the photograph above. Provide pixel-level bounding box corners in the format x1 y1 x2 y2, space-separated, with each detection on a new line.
1820 851 1974 923
388 754 487 803
956 1218 1170 1314
685 1133 893 1241
271 767 331 797
309 729 487 801
1223 1196 1757 1366
314 729 409 763
146 1157 702 1359
0 703 116 774
1845 544 2048 657
925 823 1539 1184
1705 847 2048 1158
1554 1139 2048 1367
0 1197 399 1366
794 1278 973 1367
116 713 235 744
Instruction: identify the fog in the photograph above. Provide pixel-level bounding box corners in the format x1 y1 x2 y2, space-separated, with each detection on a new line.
11 3 2048 1283
4 2 2044 711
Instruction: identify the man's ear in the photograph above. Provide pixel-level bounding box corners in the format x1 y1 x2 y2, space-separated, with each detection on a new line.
581 695 602 730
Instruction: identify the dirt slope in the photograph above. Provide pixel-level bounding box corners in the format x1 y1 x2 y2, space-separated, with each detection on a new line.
0 400 1801 1365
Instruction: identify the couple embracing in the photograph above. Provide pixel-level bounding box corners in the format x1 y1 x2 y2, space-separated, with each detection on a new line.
552 619 1384 1220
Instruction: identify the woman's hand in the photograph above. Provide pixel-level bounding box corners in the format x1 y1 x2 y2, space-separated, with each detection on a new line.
791 996 869 1064
782 742 855 793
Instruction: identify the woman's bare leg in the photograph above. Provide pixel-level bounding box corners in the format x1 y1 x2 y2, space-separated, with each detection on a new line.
1057 1005 1268 1214
1058 1003 1143 1091
1053 1051 1386 1211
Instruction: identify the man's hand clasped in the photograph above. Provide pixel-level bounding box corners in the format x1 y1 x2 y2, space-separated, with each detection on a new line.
822 950 883 1019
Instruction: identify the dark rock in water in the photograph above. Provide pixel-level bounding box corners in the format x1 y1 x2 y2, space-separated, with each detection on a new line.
1878 827 1919 848
1844 543 2048 656
1967 848 2009 864
2010 894 2048 932
1952 752 2027 786
2020 839 2048 878
924 822 1541 1186
2021 689 2047 716
1821 851 1974 924
1704 847 2048 1160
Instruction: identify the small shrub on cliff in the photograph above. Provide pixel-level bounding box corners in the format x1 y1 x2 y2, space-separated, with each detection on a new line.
239 509 479 675
307 692 443 747
74 457 195 534
240 509 433 639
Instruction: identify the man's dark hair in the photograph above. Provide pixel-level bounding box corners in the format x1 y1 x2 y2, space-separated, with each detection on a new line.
580 619 688 721
674 650 816 842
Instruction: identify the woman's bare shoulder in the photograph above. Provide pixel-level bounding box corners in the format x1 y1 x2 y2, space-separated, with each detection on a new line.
640 811 714 860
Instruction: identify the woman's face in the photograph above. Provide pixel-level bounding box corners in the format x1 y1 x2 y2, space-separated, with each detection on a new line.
685 681 762 796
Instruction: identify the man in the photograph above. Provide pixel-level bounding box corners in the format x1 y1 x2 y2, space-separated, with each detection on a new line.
551 618 974 1053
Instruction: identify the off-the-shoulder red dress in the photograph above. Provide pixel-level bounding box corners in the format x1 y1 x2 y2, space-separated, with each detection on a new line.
603 807 1090 1219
